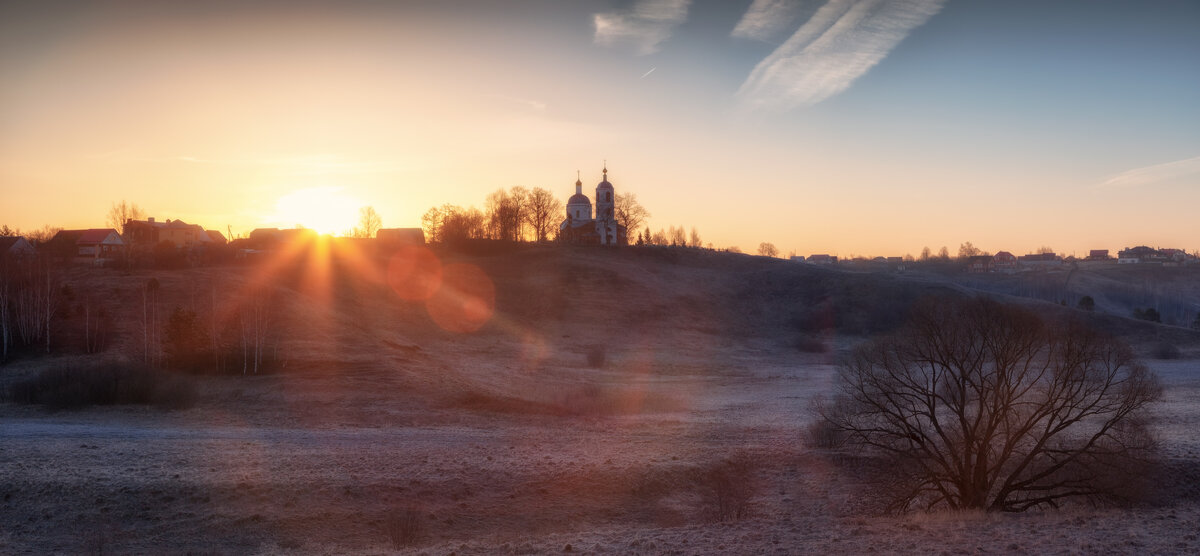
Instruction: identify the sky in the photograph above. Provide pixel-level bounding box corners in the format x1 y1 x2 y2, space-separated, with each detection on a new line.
1 0 1197 257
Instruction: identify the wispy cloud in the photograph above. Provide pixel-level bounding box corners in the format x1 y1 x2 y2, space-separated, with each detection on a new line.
732 0 810 42
1101 155 1200 189
593 0 691 55
737 0 945 110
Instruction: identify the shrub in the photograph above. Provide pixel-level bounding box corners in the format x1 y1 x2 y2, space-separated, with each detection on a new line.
1134 307 1162 323
7 361 196 410
804 415 845 449
694 452 757 522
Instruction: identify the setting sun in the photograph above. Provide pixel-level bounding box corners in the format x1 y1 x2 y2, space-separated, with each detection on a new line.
269 186 362 235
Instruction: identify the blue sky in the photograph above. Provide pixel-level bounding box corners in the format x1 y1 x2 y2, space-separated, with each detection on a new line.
1 0 1197 255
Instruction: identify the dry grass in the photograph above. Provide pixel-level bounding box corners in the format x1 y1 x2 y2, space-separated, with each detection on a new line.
384 505 424 549
7 361 196 410
1 247 1197 553
694 452 758 523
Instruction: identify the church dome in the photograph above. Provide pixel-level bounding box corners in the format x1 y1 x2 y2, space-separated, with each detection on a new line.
596 165 613 190
568 176 590 206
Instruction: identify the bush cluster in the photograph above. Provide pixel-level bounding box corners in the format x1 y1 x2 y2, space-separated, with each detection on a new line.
7 361 196 410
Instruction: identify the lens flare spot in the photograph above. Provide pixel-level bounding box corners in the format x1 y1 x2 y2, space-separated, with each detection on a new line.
427 263 496 333
387 246 442 301
519 333 549 373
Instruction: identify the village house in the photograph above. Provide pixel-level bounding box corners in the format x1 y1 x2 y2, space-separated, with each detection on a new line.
46 229 125 264
1117 246 1195 265
205 230 227 245
377 228 425 245
966 255 994 273
1160 248 1188 263
1018 252 1062 268
1087 249 1110 261
124 217 213 250
0 236 37 260
1118 246 1161 264
807 254 837 265
992 251 1018 271
247 228 319 250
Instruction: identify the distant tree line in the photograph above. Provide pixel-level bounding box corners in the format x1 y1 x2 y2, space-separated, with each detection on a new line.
421 186 565 244
0 223 63 245
0 255 285 373
421 187 661 246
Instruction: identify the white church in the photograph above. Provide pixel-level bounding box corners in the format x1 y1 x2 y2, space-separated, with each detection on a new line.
559 165 627 246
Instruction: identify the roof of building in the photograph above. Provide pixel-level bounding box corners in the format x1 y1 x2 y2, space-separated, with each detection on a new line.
377 228 425 243
48 229 123 247
596 165 613 190
1019 252 1058 261
0 236 33 253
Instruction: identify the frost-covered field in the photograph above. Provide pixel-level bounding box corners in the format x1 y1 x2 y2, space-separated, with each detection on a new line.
2 251 1198 554
1 350 1197 555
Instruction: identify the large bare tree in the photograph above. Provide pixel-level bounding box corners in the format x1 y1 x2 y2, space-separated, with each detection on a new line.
819 296 1162 512
525 187 563 242
486 187 530 242
614 192 649 235
352 206 382 238
107 200 145 235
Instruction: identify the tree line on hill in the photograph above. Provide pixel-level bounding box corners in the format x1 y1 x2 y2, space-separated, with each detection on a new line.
418 185 725 254
421 186 651 244
0 255 283 374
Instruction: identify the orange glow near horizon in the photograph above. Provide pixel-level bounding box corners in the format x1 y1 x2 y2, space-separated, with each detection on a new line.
269 187 363 236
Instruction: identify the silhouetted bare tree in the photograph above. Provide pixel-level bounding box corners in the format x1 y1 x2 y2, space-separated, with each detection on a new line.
525 187 562 242
421 206 445 243
352 206 382 238
614 192 650 235
819 296 1161 512
0 258 56 358
651 228 667 246
107 200 144 235
443 206 486 243
670 225 686 247
957 241 983 259
758 242 778 257
486 187 529 242
25 225 61 246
